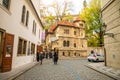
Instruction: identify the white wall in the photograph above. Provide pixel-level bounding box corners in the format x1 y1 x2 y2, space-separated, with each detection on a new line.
0 0 43 68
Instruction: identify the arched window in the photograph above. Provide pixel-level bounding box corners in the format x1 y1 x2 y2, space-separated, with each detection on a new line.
67 41 69 47
32 20 36 34
63 40 66 47
21 5 26 23
74 31 76 35
63 52 65 56
68 52 70 56
74 43 76 47
25 11 29 26
82 45 84 47
74 53 76 56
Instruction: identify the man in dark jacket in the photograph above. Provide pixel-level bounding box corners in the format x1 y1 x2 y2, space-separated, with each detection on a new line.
53 48 59 64
36 51 39 62
39 51 43 64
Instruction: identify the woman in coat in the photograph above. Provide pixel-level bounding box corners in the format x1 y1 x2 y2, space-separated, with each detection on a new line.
36 51 39 62
53 48 59 64
39 51 43 64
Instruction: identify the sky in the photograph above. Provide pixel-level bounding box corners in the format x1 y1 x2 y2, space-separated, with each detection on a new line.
40 0 91 15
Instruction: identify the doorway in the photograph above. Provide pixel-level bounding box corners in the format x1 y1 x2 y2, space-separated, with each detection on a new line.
2 33 14 72
0 29 5 72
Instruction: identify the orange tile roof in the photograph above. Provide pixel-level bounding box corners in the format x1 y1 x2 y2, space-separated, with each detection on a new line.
48 17 84 33
58 20 74 26
49 22 57 33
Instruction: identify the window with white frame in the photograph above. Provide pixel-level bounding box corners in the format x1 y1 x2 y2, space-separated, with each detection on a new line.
27 41 31 55
17 38 27 56
32 20 36 35
21 5 26 24
21 5 29 27
31 43 35 54
25 11 29 26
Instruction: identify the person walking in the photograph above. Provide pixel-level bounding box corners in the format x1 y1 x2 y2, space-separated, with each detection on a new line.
45 51 48 59
53 48 59 64
39 51 43 64
90 50 94 54
36 51 39 62
49 51 53 59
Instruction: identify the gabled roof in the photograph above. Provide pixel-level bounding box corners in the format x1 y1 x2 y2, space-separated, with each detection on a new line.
48 17 85 33
27 0 44 29
49 20 78 33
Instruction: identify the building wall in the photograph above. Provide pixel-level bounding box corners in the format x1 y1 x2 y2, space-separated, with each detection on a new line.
0 0 43 68
31 0 41 17
50 21 87 58
101 0 120 69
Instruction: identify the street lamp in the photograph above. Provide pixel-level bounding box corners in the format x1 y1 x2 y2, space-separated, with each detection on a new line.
102 22 114 66
102 23 114 38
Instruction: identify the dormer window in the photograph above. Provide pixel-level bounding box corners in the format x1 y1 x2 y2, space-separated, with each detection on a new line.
79 23 83 27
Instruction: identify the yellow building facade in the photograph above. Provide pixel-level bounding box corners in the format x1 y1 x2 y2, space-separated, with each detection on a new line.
46 17 88 59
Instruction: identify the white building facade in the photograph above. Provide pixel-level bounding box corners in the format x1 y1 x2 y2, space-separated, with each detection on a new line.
0 0 44 72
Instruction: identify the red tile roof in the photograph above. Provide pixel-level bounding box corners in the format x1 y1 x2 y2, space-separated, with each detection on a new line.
49 22 57 33
49 20 76 33
49 17 84 33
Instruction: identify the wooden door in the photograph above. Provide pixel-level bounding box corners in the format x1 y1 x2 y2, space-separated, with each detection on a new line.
0 31 5 72
2 33 14 72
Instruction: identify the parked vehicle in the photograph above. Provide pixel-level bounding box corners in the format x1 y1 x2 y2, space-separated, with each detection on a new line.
87 53 104 62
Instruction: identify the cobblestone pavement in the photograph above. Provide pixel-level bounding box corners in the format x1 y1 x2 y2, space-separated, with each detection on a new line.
14 60 115 80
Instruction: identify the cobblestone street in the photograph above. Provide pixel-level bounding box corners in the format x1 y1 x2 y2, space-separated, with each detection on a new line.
14 60 115 80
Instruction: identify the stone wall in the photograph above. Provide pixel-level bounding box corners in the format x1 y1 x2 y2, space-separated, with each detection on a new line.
102 0 120 69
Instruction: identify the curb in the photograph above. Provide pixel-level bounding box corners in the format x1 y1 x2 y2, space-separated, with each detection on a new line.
85 64 120 80
8 60 50 80
7 63 38 80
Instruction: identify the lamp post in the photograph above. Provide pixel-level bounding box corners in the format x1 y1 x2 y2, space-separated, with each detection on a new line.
102 23 114 38
102 22 114 66
102 22 107 66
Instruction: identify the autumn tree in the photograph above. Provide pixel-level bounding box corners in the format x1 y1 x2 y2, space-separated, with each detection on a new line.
80 0 103 47
40 0 73 30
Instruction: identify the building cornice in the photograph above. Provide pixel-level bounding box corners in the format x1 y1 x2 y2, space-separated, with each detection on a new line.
59 36 86 39
101 0 115 12
27 0 44 29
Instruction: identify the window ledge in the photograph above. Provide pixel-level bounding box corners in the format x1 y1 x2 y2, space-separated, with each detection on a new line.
0 4 11 15
17 54 26 56
20 22 28 29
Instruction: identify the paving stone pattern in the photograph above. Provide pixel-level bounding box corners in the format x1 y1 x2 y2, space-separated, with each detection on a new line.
15 60 115 80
